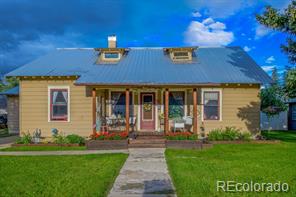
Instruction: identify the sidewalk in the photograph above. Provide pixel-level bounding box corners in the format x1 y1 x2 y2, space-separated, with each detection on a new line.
108 148 176 197
0 135 18 148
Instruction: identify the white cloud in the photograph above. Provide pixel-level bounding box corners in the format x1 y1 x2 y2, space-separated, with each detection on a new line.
261 65 275 72
243 46 251 52
255 25 271 39
202 18 215 25
208 22 226 30
192 11 201 17
184 18 234 46
265 56 275 64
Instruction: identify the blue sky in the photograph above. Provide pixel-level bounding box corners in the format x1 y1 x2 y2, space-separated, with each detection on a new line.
0 0 293 77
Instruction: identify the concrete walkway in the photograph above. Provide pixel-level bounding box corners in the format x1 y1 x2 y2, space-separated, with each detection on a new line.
0 135 18 148
108 148 176 197
0 149 128 156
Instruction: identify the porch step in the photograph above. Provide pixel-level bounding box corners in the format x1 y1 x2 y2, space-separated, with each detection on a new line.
128 144 166 148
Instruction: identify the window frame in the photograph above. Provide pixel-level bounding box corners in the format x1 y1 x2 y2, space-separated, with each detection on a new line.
201 89 222 121
102 52 121 61
48 86 70 122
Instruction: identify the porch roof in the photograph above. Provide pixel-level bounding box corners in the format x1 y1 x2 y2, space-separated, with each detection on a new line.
6 46 272 85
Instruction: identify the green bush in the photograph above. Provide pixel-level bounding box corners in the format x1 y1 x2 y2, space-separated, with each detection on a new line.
53 133 69 144
222 127 240 140
239 132 252 141
16 132 32 144
66 134 85 145
207 128 224 141
208 127 252 141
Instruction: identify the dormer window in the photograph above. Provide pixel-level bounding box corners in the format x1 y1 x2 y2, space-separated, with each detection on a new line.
164 47 197 62
104 52 121 60
172 51 190 61
95 48 128 64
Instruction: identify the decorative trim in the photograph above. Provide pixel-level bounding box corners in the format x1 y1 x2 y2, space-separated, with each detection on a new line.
201 88 222 121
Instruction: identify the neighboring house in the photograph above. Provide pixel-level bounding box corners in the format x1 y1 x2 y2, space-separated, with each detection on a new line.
5 36 271 137
288 98 296 130
0 86 19 134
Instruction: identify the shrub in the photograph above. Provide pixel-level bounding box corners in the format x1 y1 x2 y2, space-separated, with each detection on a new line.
53 133 69 144
66 134 85 145
222 127 240 140
207 128 224 141
208 127 252 141
239 132 252 141
166 132 198 140
16 132 32 144
90 131 128 140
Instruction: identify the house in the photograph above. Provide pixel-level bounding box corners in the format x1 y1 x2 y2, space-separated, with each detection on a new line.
288 98 296 130
0 86 19 133
5 36 272 137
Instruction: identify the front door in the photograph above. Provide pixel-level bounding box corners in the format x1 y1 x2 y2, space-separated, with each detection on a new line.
140 93 155 130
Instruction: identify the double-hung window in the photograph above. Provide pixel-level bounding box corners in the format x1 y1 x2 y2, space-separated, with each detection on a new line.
203 91 221 120
49 88 69 121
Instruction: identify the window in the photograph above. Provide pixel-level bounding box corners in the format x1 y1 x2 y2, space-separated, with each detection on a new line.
203 91 220 120
103 52 120 61
49 88 69 121
111 92 133 117
172 51 190 61
164 91 185 119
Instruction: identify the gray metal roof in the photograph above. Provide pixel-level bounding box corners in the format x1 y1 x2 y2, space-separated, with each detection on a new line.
0 86 19 96
6 47 272 85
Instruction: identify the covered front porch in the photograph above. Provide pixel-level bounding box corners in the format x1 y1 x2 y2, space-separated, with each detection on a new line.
90 87 199 135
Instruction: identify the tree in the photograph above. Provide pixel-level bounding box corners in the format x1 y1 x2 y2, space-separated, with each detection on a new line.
284 68 296 98
260 85 287 117
271 67 279 86
256 1 296 64
0 77 19 92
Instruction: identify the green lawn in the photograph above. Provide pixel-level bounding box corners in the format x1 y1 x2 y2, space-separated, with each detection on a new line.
0 154 127 197
262 130 296 142
1 145 87 151
166 131 296 197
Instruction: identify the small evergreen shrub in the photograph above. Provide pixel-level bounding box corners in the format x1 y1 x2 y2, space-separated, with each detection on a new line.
66 134 85 145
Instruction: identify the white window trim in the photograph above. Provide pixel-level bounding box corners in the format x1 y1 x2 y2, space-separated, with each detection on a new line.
48 86 70 122
201 88 222 121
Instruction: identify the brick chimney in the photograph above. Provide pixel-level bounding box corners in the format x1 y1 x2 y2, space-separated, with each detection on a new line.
108 35 117 48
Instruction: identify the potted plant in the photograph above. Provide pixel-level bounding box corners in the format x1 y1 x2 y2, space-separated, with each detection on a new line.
32 129 41 144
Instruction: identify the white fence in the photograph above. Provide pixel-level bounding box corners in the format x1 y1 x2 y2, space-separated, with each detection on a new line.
260 111 288 130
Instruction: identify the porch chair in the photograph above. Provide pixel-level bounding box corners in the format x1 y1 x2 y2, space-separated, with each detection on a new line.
173 119 185 132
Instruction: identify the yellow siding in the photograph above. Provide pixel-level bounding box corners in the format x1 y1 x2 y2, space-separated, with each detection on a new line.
20 80 92 137
198 87 260 134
